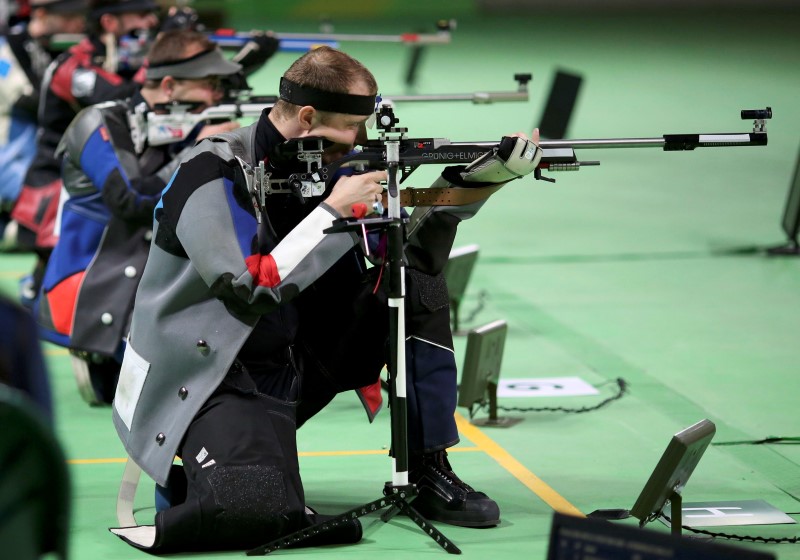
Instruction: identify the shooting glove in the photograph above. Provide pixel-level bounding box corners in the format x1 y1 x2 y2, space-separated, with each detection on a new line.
408 135 541 227
461 135 542 184
232 31 280 76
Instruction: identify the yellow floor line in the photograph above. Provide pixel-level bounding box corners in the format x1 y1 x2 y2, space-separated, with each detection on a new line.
67 446 483 464
66 414 578 516
70 458 128 465
455 412 584 517
299 446 482 458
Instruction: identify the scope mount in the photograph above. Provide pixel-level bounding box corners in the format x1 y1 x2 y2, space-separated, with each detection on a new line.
376 105 408 140
742 107 772 133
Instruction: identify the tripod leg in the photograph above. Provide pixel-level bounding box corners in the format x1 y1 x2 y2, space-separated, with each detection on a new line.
392 497 462 555
246 496 393 556
380 504 401 523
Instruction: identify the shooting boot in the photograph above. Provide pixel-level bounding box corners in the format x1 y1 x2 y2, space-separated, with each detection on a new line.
410 450 500 528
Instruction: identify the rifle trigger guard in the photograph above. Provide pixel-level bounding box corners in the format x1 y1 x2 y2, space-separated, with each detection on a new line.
288 177 306 204
534 168 555 183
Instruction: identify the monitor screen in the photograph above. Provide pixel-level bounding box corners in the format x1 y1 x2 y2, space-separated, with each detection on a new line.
456 319 508 411
444 244 481 332
443 244 480 308
780 142 800 243
537 69 583 140
629 419 717 526
547 512 775 560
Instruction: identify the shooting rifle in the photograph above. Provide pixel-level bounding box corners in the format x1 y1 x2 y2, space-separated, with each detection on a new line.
208 19 455 51
127 74 533 154
51 19 453 87
49 19 455 53
229 105 771 227
131 95 770 205
380 73 531 105
261 105 771 209
127 96 274 154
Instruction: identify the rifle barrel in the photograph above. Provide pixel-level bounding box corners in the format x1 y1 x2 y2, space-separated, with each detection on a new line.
455 133 765 151
448 139 661 149
51 28 451 52
383 91 528 104
208 31 451 50
209 36 339 51
273 31 452 44
541 138 665 149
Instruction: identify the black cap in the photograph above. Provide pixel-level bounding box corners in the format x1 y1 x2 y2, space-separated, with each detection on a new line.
146 47 242 81
89 0 159 18
30 0 88 13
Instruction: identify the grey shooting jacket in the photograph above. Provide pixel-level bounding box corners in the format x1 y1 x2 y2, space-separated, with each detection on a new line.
112 122 358 486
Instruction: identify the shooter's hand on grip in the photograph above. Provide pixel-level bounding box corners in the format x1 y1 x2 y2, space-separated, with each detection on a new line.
325 170 387 217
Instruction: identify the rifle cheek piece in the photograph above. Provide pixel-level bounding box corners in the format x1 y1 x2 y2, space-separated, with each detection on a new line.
269 137 333 169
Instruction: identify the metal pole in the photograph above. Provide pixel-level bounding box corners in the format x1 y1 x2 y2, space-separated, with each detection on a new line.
385 139 409 487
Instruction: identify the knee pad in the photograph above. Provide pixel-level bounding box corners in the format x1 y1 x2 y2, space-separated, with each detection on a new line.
204 464 305 542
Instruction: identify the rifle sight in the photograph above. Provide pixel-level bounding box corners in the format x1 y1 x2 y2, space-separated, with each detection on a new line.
741 108 772 120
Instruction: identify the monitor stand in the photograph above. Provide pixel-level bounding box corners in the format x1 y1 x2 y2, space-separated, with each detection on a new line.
470 382 523 428
766 238 800 256
667 490 684 536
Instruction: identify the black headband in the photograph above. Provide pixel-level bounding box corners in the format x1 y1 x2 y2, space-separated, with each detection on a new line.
279 77 375 116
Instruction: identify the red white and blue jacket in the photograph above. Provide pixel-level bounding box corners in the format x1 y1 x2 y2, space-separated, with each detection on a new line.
13 37 144 247
37 92 191 358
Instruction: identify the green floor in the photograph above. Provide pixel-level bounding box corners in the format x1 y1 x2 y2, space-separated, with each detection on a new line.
3 6 800 559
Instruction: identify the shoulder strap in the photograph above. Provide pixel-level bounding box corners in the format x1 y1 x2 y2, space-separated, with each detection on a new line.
383 183 506 208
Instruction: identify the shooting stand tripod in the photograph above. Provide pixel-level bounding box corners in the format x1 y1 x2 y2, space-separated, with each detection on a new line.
246 111 460 557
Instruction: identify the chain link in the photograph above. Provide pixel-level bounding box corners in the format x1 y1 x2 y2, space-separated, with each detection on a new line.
473 377 629 416
662 514 799 545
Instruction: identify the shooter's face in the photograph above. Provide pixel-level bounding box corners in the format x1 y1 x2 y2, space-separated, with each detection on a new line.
170 76 225 109
311 114 370 163
306 80 374 163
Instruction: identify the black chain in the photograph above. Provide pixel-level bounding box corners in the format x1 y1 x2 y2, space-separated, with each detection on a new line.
662 514 799 545
460 290 489 325
713 436 800 446
477 377 628 416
